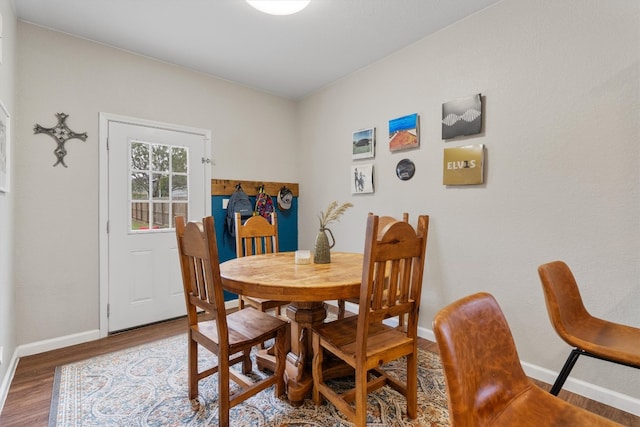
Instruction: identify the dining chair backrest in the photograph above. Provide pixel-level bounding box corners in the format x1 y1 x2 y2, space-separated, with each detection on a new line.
433 292 530 426
355 214 429 355
235 212 278 257
176 216 228 337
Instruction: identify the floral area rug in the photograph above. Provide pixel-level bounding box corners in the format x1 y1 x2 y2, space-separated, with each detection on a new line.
49 334 449 426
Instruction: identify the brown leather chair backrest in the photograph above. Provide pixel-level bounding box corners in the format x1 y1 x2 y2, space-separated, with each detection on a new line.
433 292 531 426
538 260 592 347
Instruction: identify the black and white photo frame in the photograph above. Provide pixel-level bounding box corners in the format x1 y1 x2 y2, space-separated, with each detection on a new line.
351 163 374 194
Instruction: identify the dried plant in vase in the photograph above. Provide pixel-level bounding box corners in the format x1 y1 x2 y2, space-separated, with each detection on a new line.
314 201 354 264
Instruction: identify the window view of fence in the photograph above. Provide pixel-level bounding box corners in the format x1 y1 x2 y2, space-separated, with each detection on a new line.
130 141 188 231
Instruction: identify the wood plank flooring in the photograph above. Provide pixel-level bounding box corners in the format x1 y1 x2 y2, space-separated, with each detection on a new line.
1 315 639 426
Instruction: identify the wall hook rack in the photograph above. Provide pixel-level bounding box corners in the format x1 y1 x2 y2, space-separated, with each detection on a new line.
34 113 88 167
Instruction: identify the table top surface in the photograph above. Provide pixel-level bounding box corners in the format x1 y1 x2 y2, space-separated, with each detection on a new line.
219 251 363 302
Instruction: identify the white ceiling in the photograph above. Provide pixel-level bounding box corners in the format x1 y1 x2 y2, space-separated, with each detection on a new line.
14 0 502 100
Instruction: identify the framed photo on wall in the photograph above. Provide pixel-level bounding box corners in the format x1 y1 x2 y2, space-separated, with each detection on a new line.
442 94 482 140
389 113 419 152
443 144 485 185
0 100 10 193
352 127 375 159
351 163 374 194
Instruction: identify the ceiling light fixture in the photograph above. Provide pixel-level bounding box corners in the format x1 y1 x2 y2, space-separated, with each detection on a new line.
246 0 310 16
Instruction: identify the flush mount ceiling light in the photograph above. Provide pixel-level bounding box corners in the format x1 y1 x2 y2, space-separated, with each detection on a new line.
246 0 311 16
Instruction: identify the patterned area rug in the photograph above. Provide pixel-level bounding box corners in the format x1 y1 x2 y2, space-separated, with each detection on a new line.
49 334 449 426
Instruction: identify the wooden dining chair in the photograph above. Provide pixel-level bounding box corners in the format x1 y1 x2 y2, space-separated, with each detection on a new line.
235 212 290 316
175 216 287 427
337 212 409 320
538 260 640 395
312 214 429 427
433 292 622 426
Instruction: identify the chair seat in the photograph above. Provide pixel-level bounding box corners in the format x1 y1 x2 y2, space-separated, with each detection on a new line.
565 316 640 366
314 316 412 367
241 295 289 312
194 308 287 350
493 384 620 426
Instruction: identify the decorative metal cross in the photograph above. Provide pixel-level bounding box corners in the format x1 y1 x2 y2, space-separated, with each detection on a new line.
34 113 88 167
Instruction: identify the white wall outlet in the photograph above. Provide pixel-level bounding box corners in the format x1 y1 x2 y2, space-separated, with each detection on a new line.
222 198 229 209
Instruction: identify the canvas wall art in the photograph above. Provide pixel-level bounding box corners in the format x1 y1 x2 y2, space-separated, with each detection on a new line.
388 113 419 152
442 94 482 140
351 163 374 194
352 127 375 159
443 144 485 185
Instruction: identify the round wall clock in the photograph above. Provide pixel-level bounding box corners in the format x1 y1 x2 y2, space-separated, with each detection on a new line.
396 159 415 181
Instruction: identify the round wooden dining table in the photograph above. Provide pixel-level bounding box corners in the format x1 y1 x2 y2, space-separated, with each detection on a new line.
219 251 363 404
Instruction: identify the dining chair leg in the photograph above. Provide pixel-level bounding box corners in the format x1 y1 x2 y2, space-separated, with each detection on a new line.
188 334 199 403
355 367 367 427
274 327 287 397
218 351 231 427
406 352 418 419
550 348 582 395
311 333 324 405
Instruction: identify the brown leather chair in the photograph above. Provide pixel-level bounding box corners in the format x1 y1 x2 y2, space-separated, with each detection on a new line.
433 292 622 427
538 260 640 395
175 216 287 427
235 212 290 315
312 214 429 427
337 212 409 319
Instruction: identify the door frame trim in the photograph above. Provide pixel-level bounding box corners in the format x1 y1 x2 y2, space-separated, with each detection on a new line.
99 113 212 337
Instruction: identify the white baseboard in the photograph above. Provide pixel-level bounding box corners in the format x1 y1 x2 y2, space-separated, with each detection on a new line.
16 329 101 359
0 349 20 415
521 361 640 417
1 329 100 414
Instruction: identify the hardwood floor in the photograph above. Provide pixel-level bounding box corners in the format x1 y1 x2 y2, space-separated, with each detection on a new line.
2 315 639 426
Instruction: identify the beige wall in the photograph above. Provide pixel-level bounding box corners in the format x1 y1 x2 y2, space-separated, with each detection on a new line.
297 0 639 404
0 0 17 405
14 22 299 345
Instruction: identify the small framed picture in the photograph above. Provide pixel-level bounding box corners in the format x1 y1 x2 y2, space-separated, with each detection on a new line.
352 127 375 159
442 94 482 140
0 100 10 193
443 144 485 185
351 163 374 194
389 113 419 152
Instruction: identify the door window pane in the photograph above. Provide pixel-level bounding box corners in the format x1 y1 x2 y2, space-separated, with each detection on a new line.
131 202 150 230
152 144 170 172
172 203 188 228
172 147 188 173
131 142 149 170
152 173 170 200
131 172 149 200
152 202 170 229
171 175 188 200
130 141 190 232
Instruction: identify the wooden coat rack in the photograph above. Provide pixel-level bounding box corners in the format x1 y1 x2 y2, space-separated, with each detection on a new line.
211 179 299 197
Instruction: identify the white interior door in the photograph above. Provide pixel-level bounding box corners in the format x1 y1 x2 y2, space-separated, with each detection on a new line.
106 120 208 332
